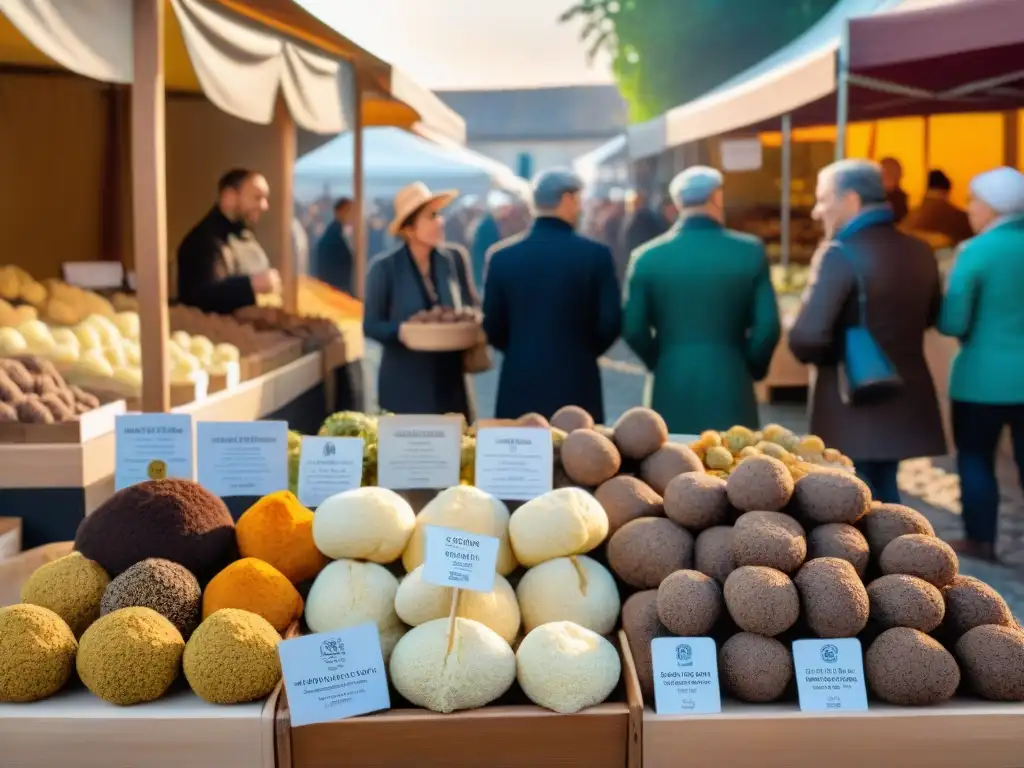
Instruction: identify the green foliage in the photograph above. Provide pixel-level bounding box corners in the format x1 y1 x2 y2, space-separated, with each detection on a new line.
561 0 839 121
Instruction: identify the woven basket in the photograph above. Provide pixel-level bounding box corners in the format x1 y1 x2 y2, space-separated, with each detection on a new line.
400 321 480 352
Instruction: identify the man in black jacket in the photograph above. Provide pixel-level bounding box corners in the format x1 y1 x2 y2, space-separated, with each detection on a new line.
483 168 621 422
176 168 280 314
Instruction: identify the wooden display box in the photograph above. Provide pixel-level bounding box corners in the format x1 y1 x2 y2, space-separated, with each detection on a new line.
621 634 1024 768
249 339 304 379
0 400 126 444
0 685 283 768
280 634 642 768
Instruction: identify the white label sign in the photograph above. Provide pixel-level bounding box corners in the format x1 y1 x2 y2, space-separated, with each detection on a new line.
651 637 721 715
376 415 463 490
422 525 499 593
792 638 868 713
196 420 288 497
298 436 365 507
473 427 553 501
278 623 391 727
115 413 194 490
719 137 763 172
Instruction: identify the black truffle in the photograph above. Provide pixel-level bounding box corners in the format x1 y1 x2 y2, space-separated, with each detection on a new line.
956 624 1024 702
793 558 869 638
594 475 663 534
879 534 958 588
550 405 594 433
656 569 722 636
75 479 237 582
866 574 945 633
792 469 871 525
865 627 960 706
612 407 668 461
732 511 806 574
622 590 668 700
639 444 704 495
726 455 794 512
723 566 800 637
719 633 792 703
664 472 729 531
694 526 735 584
101 558 202 639
806 523 869 578
943 575 1016 637
16 396 53 424
607 518 693 589
862 503 935 553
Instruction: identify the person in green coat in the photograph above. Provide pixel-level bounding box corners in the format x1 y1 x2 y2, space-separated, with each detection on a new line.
622 166 781 434
938 166 1024 563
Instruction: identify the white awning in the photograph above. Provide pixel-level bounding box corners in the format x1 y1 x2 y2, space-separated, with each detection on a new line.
390 66 467 146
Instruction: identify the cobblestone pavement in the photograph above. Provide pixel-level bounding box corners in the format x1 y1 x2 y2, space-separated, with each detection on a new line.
361 339 1024 619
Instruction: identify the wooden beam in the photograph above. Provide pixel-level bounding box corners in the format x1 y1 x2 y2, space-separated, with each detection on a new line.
132 0 170 413
1004 110 1020 169
275 96 298 313
353 68 367 299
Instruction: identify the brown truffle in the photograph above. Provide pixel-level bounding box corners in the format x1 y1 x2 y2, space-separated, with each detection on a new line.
943 575 1015 636
732 511 807 574
0 370 22 403
612 407 668 461
656 569 722 636
607 518 694 589
0 401 16 422
0 359 34 392
560 429 621 487
550 405 594 433
806 523 869 578
719 632 793 703
956 624 1024 701
865 627 960 706
74 478 238 582
867 575 945 633
640 444 704 495
862 503 935 553
594 476 664 533
101 558 202 639
16 396 53 424
726 455 794 512
664 472 729 531
621 590 667 700
518 412 549 427
879 534 958 588
792 469 871 525
70 385 100 410
723 566 800 637
794 558 869 638
40 392 74 422
695 526 735 584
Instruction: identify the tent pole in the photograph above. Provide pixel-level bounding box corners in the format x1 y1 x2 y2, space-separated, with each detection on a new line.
132 0 170 413
835 27 850 161
353 69 367 300
781 114 792 269
275 96 297 314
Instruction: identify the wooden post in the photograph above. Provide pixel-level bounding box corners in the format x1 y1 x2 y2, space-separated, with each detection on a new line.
132 0 170 413
1003 110 1020 169
275 96 298 313
352 69 367 300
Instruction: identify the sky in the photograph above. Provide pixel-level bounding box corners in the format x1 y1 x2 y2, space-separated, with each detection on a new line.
297 0 615 91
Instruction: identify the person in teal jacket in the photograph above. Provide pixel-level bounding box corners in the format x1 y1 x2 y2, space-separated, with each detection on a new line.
622 166 781 434
938 166 1024 563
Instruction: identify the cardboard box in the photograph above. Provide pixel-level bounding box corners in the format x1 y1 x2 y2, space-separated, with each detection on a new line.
281 635 641 768
0 516 22 560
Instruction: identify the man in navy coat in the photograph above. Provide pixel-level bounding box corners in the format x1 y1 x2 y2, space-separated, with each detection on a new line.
483 169 622 423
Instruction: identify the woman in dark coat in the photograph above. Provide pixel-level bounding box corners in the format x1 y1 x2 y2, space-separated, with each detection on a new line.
363 182 479 421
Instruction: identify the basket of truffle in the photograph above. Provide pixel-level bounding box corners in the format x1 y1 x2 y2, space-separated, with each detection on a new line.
399 306 483 352
0 356 125 443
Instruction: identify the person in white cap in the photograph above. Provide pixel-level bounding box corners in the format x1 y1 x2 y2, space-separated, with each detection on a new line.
362 181 479 420
938 165 1024 563
621 165 780 433
483 168 621 422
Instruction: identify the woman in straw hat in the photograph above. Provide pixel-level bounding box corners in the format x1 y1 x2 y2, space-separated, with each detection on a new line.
363 182 480 420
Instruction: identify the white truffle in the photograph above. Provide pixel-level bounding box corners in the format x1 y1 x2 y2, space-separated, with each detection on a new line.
402 486 517 575
313 487 415 564
394 565 521 645
516 621 621 714
508 488 609 567
389 617 516 713
304 559 406 661
516 555 620 634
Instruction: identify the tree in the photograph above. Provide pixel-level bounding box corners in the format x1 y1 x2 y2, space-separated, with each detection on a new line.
560 0 839 121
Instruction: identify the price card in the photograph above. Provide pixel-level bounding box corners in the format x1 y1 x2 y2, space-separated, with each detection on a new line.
115 413 194 490
277 623 390 727
196 420 288 497
422 525 499 593
651 637 721 715
376 415 463 490
473 427 553 501
792 638 868 713
297 436 365 508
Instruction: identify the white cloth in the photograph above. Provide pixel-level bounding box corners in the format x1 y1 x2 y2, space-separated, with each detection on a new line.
970 166 1024 216
0 0 131 82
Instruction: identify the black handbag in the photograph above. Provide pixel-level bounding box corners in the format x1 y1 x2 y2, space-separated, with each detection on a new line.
831 241 903 406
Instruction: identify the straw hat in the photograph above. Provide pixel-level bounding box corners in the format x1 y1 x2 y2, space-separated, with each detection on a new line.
388 182 458 236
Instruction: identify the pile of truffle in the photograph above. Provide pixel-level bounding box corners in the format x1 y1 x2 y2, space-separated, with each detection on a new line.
302 484 623 715
0 479 301 706
0 356 101 424
233 305 342 350
602 451 1024 707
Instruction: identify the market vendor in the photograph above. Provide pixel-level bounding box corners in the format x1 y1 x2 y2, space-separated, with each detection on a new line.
176 168 280 314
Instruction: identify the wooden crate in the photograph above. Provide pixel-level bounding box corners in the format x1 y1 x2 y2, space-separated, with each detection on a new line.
0 400 126 444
